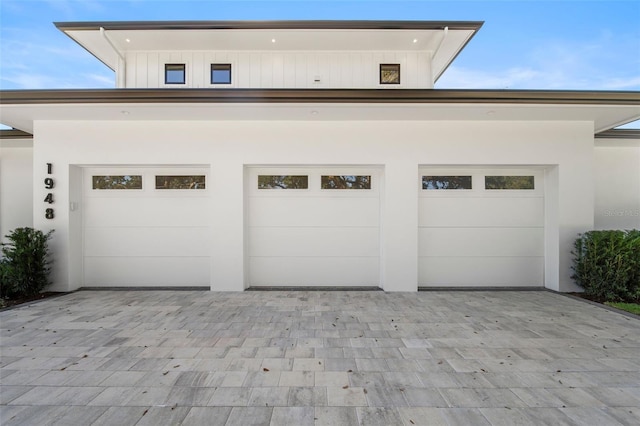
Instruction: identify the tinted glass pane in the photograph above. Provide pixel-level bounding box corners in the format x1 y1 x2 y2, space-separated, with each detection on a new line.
258 175 308 189
321 175 371 189
211 64 231 84
165 64 185 84
380 64 400 84
422 176 472 190
485 176 535 190
156 175 206 189
92 175 142 190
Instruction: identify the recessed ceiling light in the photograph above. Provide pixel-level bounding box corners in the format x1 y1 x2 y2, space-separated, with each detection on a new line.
271 38 276 43
125 38 131 43
413 39 418 43
310 110 319 115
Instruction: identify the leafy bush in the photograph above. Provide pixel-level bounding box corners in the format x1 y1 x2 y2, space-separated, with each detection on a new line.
572 229 640 302
0 228 54 299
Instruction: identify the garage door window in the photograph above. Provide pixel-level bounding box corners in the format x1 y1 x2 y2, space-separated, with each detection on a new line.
92 175 142 190
422 176 472 190
258 175 308 189
485 176 534 190
156 175 206 189
321 175 371 189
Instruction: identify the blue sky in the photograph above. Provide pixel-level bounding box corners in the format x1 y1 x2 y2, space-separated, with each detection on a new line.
1 0 639 93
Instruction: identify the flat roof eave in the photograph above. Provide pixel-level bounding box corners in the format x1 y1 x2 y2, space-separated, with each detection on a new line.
1 88 638 106
54 20 484 32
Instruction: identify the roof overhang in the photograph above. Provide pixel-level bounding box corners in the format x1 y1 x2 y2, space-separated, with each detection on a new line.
54 20 483 82
1 89 638 134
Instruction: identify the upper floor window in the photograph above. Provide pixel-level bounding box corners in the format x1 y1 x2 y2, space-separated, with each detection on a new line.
380 64 400 85
211 63 232 84
165 64 185 84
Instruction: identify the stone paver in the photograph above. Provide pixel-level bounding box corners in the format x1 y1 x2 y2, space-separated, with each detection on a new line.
1 290 639 425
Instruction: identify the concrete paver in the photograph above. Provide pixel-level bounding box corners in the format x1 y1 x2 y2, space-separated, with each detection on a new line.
1 290 639 425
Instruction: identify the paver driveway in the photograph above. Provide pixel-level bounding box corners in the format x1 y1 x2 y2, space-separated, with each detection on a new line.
1 290 639 425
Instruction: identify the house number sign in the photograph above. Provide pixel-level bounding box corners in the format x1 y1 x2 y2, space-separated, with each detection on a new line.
44 163 55 219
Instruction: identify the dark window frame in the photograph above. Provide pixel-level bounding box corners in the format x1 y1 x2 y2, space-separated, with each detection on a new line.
211 63 232 85
380 63 401 85
165 63 186 84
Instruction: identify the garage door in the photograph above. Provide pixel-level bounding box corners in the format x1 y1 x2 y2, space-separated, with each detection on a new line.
419 167 544 287
83 167 210 287
247 167 380 287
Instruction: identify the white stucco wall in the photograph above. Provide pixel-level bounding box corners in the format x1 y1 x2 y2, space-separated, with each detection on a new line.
594 142 640 230
32 119 594 293
0 140 33 244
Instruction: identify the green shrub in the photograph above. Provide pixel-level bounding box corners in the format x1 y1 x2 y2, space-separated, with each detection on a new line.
571 229 640 302
0 228 54 299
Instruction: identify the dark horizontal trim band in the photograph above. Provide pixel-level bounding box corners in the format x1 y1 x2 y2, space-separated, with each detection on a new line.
2 88 638 106
595 129 640 139
247 286 382 291
80 286 210 291
54 20 484 32
0 129 33 139
419 286 545 291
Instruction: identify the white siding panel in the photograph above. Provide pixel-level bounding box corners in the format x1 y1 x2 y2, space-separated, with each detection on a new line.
249 197 379 227
272 53 284 87
84 227 210 257
238 52 251 87
84 257 210 287
124 50 434 89
261 53 273 88
295 53 307 87
419 257 544 287
250 226 379 257
250 53 261 87
418 227 544 257
192 52 205 88
283 54 296 88
147 53 159 87
84 197 210 227
137 53 149 87
418 197 544 228
249 257 379 287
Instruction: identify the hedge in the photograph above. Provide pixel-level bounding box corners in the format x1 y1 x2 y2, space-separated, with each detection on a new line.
0 227 54 299
572 229 640 302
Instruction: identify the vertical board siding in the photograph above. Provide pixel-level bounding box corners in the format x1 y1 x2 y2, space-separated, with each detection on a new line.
121 51 434 88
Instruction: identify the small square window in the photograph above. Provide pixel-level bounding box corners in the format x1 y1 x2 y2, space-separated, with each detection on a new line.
211 64 232 84
165 64 185 84
380 64 400 85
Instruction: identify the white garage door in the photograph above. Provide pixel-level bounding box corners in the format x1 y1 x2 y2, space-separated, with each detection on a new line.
247 167 380 287
419 167 544 287
83 167 210 287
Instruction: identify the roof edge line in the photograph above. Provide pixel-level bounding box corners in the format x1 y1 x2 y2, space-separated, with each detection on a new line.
54 20 484 32
1 88 638 106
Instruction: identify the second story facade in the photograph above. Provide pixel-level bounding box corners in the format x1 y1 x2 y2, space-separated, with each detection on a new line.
56 20 483 89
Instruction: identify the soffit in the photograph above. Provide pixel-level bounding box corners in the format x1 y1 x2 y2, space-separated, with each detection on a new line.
56 21 481 81
1 89 638 134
